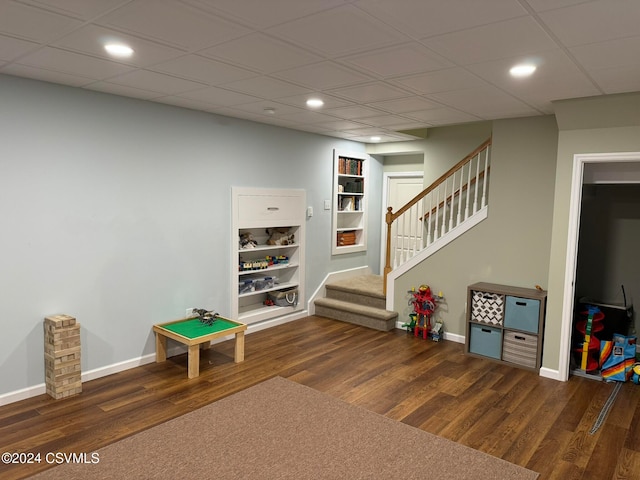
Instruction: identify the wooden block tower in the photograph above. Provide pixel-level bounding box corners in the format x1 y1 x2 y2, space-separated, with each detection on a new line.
44 314 81 399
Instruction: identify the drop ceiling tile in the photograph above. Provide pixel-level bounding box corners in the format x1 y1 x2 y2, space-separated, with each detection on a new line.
184 0 344 29
328 82 411 103
383 121 432 131
18 0 128 20
525 0 592 12
0 1 82 43
354 0 527 39
1 62 94 86
341 126 388 136
273 61 370 90
392 67 488 95
150 54 257 85
427 85 539 118
276 92 353 110
107 69 207 95
314 119 372 131
53 25 185 67
17 46 134 79
323 105 386 120
404 107 481 125
467 49 600 109
569 36 640 70
0 33 39 62
221 75 312 99
539 0 640 47
587 64 640 95
178 85 261 106
265 5 408 56
340 43 453 78
231 100 305 117
84 81 161 100
358 114 416 127
423 16 558 65
275 110 341 125
95 0 249 51
368 96 441 114
199 33 322 74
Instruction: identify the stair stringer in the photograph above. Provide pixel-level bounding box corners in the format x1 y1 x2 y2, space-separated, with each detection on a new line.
385 205 488 315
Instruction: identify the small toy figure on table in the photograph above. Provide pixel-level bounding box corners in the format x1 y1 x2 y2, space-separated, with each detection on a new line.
194 308 219 326
403 285 444 341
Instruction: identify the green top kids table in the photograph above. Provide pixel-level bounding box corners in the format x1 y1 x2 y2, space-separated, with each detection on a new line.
153 316 246 378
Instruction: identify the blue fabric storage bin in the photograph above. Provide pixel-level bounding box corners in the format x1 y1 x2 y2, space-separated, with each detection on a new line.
504 296 540 333
469 324 502 360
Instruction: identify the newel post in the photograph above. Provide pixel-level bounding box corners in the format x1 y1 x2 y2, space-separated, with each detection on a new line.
383 206 394 295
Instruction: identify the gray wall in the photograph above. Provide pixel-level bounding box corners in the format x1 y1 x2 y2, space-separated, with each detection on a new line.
0 74 382 397
393 116 558 340
382 153 423 173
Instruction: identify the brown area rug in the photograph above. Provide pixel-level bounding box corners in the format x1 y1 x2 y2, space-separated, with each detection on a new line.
31 377 538 479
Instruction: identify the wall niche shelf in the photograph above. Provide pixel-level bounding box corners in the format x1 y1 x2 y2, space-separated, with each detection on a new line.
332 149 369 255
231 187 305 325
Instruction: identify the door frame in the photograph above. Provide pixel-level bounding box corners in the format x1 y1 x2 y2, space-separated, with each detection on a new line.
380 171 423 275
559 151 640 380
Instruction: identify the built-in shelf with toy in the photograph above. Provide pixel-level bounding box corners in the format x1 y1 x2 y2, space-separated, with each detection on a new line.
231 187 306 325
332 149 368 255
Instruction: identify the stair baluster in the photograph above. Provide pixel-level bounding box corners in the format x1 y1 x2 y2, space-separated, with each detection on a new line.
383 138 492 295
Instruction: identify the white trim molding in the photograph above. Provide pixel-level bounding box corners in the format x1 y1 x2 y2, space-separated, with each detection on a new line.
560 151 640 381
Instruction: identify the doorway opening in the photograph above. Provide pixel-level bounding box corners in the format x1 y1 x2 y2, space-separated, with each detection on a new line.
560 152 640 380
380 171 424 275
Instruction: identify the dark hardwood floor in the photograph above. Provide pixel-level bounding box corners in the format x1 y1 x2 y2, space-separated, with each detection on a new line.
1 316 639 479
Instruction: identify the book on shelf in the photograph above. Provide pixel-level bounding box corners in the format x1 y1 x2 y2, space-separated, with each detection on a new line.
339 196 355 211
338 157 363 176
344 179 363 193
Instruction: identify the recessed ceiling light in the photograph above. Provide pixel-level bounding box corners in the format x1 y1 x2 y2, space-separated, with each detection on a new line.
104 43 134 58
370 136 381 142
263 107 276 115
509 63 536 78
306 98 324 108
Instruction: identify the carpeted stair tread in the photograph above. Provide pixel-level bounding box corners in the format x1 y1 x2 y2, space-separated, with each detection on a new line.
325 274 384 299
315 274 398 331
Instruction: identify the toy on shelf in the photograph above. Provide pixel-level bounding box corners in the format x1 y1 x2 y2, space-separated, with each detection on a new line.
402 285 444 341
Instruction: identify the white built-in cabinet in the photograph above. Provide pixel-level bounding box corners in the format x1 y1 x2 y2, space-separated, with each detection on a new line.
332 149 368 255
231 187 305 325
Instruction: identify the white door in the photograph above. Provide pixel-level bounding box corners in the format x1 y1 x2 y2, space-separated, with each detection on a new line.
380 173 424 272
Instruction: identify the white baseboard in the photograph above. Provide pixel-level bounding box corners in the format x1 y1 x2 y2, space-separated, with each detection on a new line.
393 322 465 344
539 367 564 381
0 384 46 406
0 311 307 407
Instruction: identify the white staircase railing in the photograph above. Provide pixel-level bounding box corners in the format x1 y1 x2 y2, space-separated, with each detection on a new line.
384 138 491 294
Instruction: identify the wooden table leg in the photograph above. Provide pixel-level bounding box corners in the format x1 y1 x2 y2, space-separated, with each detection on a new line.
188 344 200 378
234 331 245 363
155 333 167 363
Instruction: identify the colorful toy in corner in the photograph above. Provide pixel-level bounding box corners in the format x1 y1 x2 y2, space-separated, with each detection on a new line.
402 285 444 341
631 363 640 385
577 305 604 372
